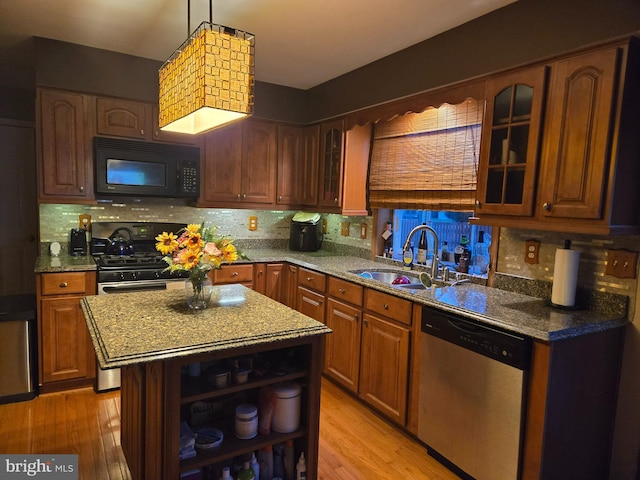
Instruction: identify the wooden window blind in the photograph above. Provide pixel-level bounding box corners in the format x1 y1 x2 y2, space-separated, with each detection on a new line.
369 99 483 210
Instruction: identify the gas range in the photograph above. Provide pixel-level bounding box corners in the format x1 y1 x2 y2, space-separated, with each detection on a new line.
90 222 189 284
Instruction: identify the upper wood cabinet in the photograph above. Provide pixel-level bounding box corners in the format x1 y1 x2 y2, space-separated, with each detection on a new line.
475 66 547 216
316 120 370 215
96 97 148 139
277 124 319 207
317 120 344 209
38 89 93 202
538 46 621 221
474 38 640 234
199 119 277 206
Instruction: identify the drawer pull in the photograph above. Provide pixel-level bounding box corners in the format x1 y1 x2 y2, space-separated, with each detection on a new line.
339 288 346 294
383 304 389 310
306 277 313 282
232 272 238 277
59 282 68 288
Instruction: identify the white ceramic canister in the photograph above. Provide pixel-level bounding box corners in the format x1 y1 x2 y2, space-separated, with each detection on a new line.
235 403 258 439
271 383 302 433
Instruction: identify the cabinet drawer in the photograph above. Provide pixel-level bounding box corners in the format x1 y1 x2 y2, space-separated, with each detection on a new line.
297 267 327 293
212 264 254 284
41 272 89 295
365 288 412 326
328 276 363 307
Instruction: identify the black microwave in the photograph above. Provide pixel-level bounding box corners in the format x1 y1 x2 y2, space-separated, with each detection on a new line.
94 137 200 198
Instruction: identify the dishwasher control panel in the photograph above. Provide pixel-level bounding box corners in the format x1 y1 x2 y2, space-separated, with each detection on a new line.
422 306 531 370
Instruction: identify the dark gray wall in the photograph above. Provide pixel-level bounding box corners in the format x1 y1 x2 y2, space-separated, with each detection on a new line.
1 0 640 123
307 0 640 121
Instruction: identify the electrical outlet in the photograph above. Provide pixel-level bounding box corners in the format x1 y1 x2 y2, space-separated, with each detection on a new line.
605 249 638 278
360 223 367 239
525 240 540 264
248 216 258 231
341 222 350 236
322 219 328 234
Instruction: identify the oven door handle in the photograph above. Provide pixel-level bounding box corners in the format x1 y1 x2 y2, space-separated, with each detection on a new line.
99 281 176 294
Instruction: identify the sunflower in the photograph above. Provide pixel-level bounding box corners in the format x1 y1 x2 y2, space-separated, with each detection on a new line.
220 241 239 263
155 231 179 255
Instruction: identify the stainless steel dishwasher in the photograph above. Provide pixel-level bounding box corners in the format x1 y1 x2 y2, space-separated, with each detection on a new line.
418 306 531 480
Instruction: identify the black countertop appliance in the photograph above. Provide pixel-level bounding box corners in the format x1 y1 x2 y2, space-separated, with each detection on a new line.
69 228 87 256
290 212 323 252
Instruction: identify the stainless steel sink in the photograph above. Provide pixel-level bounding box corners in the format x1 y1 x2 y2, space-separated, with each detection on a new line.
349 268 467 290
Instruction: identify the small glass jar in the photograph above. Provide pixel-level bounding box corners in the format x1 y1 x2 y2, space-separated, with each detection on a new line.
235 403 258 439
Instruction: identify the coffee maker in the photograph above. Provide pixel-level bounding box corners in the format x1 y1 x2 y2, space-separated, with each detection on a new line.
69 228 87 256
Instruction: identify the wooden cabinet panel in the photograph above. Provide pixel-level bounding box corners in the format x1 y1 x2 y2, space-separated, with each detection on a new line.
277 125 319 207
38 89 92 200
539 47 618 220
96 97 149 139
40 272 88 295
364 288 412 326
324 298 361 392
317 120 344 209
201 122 243 203
37 271 97 390
200 119 277 206
265 263 284 301
242 120 277 204
297 286 325 324
211 264 254 285
40 297 91 383
359 312 410 425
327 276 363 307
283 264 298 309
297 267 327 293
475 66 547 217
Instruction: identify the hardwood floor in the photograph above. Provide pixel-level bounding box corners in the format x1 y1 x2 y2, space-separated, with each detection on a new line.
0 379 460 480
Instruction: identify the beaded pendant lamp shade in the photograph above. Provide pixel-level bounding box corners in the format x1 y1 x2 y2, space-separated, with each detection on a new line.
158 2 255 135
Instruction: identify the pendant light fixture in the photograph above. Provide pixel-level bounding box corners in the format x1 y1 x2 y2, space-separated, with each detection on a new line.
158 0 255 135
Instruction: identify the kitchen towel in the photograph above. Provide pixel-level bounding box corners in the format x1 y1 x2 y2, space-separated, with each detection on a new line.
551 243 580 307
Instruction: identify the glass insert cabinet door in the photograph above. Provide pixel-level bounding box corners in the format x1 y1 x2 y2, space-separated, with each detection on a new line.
476 66 547 216
317 120 344 208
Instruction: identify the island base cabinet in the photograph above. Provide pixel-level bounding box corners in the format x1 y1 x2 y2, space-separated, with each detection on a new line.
119 337 325 480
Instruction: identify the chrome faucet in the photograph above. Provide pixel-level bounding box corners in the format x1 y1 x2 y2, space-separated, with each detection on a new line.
402 224 439 280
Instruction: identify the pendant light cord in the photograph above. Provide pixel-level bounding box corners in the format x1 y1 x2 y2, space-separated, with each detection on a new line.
187 0 213 34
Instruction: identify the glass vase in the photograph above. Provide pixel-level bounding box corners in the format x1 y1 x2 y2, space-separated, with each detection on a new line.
185 276 213 310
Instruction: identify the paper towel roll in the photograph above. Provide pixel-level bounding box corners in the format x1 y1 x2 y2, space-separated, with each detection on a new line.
551 247 580 307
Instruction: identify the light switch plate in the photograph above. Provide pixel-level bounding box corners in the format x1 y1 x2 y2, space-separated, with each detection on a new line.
360 223 367 239
605 249 638 278
248 216 258 231
341 222 350 236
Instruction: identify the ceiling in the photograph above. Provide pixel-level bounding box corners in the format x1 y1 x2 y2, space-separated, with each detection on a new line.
0 0 516 90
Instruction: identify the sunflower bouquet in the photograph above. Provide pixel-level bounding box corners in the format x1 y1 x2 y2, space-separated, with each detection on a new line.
155 222 242 282
155 223 243 308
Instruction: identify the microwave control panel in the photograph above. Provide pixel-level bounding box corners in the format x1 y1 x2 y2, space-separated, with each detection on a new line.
178 160 199 195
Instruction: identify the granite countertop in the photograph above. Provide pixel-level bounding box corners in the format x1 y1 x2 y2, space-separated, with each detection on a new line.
34 254 97 273
81 283 331 369
238 248 628 342
42 247 628 343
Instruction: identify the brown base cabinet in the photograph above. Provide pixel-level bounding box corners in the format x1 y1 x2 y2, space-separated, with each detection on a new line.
36 271 97 393
324 297 361 391
296 267 327 324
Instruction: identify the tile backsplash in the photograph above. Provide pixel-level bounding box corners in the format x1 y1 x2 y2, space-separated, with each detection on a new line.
39 202 373 251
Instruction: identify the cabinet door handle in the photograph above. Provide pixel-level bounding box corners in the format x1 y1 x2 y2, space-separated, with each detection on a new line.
475 199 481 208
543 202 552 211
79 186 84 192
59 282 68 288
237 194 241 199
339 288 346 294
140 129 145 136
383 303 389 310
243 194 247 199
363 319 369 327
354 313 359 322
334 197 338 203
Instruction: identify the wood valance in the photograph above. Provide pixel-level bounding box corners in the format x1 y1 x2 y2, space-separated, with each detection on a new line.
344 77 485 130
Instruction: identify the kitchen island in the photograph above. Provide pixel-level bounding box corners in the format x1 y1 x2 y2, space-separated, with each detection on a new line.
80 284 331 480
